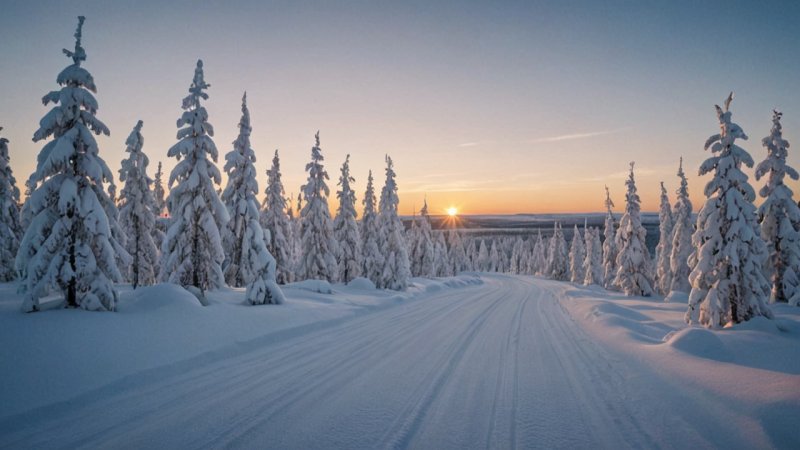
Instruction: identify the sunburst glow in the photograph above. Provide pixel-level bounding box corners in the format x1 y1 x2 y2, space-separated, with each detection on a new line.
447 207 458 217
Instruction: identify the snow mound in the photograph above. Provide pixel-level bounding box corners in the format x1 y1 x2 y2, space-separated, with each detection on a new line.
122 284 203 313
346 277 376 290
729 316 782 334
287 279 333 294
664 327 733 362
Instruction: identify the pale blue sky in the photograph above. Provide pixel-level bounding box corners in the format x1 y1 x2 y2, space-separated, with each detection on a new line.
0 0 798 213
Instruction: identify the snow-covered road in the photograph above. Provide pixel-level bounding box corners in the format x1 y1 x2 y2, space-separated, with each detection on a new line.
0 275 791 448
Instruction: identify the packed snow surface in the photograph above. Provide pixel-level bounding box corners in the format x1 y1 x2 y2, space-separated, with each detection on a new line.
1 274 798 449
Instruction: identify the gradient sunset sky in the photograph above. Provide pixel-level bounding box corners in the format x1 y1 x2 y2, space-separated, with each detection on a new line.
1 0 798 215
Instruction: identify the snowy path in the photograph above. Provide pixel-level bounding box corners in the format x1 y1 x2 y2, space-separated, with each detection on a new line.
0 275 763 448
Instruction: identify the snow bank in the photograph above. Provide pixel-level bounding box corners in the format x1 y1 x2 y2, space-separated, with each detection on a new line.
552 279 800 448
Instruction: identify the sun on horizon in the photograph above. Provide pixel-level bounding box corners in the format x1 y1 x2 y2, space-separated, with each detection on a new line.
447 207 458 217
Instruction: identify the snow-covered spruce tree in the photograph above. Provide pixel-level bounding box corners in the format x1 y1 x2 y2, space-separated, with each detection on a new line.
509 237 523 274
152 161 166 217
433 231 448 276
547 223 569 281
219 93 282 304
569 225 585 283
530 230 545 275
291 192 303 278
410 198 436 277
490 240 503 272
668 158 694 298
261 150 294 284
655 182 674 295
602 186 618 289
0 127 22 281
377 155 411 290
613 162 654 296
361 170 383 285
333 154 361 283
755 110 800 305
117 121 158 288
686 94 772 326
16 17 127 311
447 226 469 275
476 239 489 271
160 60 229 300
583 228 603 285
298 132 337 282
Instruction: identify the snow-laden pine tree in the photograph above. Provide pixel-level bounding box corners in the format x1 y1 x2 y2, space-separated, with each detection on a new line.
16 17 127 312
547 223 569 281
152 161 166 217
219 94 282 304
476 239 489 271
160 60 229 299
291 192 303 278
490 241 502 272
668 158 694 298
755 110 800 305
298 132 337 282
0 127 22 281
613 162 654 296
377 155 411 289
655 182 674 295
583 228 603 285
509 237 523 274
333 154 361 283
602 186 618 289
117 121 158 288
686 94 772 326
433 231 448 277
409 198 436 277
447 227 469 275
361 170 384 284
569 225 585 283
528 230 543 275
261 150 294 284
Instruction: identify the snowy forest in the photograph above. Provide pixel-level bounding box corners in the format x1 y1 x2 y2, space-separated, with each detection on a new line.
0 17 797 329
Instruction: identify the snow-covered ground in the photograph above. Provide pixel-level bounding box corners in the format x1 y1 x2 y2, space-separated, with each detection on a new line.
1 274 798 448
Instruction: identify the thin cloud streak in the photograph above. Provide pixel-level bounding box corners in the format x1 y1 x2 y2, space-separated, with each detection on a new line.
528 128 629 144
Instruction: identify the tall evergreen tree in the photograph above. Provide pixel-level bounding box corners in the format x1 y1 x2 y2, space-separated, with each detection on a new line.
298 132 337 282
655 182 674 295
409 198 436 277
220 93 283 304
583 228 603 285
755 110 800 305
377 155 411 289
569 225 585 283
361 170 383 285
476 239 489 272
602 186 618 289
160 60 229 299
261 150 294 284
0 127 22 281
118 121 158 288
547 223 569 281
152 161 166 217
613 162 654 296
530 230 545 275
333 154 361 283
447 227 469 275
16 17 127 311
687 94 771 326
669 157 693 297
433 231 448 277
